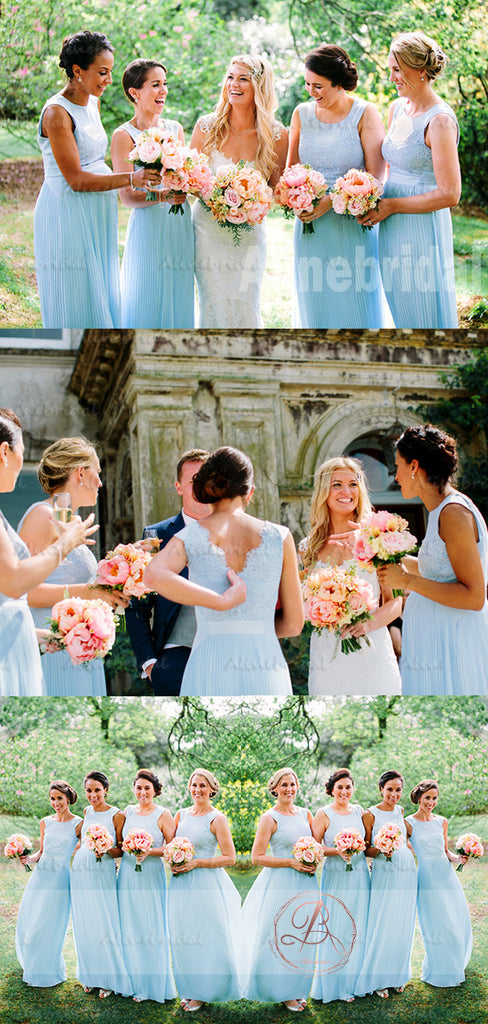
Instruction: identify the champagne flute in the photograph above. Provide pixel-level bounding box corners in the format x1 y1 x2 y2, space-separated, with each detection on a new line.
143 528 160 554
53 493 72 523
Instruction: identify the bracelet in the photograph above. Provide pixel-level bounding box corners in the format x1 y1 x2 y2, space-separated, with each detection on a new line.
47 544 62 568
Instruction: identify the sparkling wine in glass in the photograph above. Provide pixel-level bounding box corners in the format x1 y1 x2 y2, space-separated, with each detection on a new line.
143 528 160 553
53 493 72 523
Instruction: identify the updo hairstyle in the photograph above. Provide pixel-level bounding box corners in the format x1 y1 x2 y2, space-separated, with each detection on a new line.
188 768 220 797
305 44 358 91
122 59 167 102
134 768 162 796
37 436 97 494
378 769 404 791
390 31 447 80
49 779 78 804
192 446 253 504
267 767 299 797
396 425 457 490
325 768 354 795
410 778 439 804
0 408 22 449
59 31 114 79
84 770 109 791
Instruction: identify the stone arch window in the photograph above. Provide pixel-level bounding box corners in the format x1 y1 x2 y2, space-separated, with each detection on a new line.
346 431 426 540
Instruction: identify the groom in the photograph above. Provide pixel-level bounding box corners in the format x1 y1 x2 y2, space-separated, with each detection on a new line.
126 449 210 696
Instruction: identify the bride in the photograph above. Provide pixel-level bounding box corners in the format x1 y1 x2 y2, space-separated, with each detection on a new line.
300 457 402 695
190 54 288 328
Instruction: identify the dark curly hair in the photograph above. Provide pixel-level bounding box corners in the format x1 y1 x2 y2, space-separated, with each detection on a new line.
134 769 162 796
378 770 404 792
84 770 109 792
0 408 22 448
305 44 358 91
59 31 114 79
410 778 439 804
397 425 458 491
325 768 354 796
192 446 253 504
49 779 78 805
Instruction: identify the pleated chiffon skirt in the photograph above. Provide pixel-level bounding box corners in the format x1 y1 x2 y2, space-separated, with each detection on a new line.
401 592 488 694
120 201 195 328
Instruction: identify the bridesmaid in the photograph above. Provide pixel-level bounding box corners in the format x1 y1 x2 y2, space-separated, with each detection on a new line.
288 44 387 328
35 30 161 328
241 768 318 1011
111 59 195 328
355 770 417 998
377 425 488 693
71 771 132 998
116 769 176 1003
406 779 473 986
18 436 127 697
311 768 370 1003
166 768 240 1011
15 780 81 986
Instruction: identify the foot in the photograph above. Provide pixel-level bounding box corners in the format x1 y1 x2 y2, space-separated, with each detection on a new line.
394 985 405 993
98 989 112 999
343 996 355 1003
82 986 93 994
133 996 144 1003
183 1001 203 1012
375 989 389 999
284 1000 306 1012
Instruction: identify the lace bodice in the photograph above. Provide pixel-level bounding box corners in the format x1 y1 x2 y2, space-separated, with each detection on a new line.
405 815 447 861
38 815 82 869
368 804 407 843
267 807 311 858
176 807 222 858
319 804 365 846
382 98 458 185
38 94 111 188
418 491 488 584
80 804 119 843
297 97 369 181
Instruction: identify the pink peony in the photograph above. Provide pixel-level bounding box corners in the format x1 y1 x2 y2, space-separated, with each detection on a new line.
137 139 163 163
95 555 130 587
223 186 241 207
332 193 348 215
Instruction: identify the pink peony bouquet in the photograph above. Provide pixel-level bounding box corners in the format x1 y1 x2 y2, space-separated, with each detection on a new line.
274 163 327 235
334 828 366 871
455 832 484 872
353 511 417 595
84 824 113 863
302 563 376 655
292 836 325 871
95 543 154 601
204 161 273 244
122 829 154 872
163 836 195 875
374 822 403 862
330 168 383 229
48 597 116 666
128 127 212 212
4 833 32 871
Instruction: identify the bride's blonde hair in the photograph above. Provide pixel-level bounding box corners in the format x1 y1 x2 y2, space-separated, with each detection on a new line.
301 456 371 571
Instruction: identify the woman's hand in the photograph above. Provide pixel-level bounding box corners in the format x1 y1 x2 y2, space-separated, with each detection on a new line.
132 166 163 190
376 562 408 590
172 860 197 875
53 512 99 552
339 852 352 864
357 197 395 227
341 620 371 639
37 628 64 654
135 852 148 866
89 586 130 612
160 190 186 205
297 194 332 224
217 569 247 611
290 859 317 873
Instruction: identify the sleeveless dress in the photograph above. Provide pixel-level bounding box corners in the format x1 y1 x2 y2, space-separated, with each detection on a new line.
241 806 319 1001
34 93 120 328
355 804 417 995
312 804 370 1003
379 98 459 328
401 491 488 694
167 807 241 1002
294 98 387 329
70 805 132 994
177 518 292 696
15 814 81 986
118 119 194 328
405 815 472 986
117 804 175 1002
17 501 106 697
0 510 44 696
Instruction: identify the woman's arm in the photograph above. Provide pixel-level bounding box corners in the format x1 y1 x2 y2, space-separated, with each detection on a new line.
358 103 386 181
21 819 45 867
269 126 289 187
252 811 311 870
275 531 305 638
362 810 379 857
109 811 125 858
143 535 247 611
442 817 466 866
343 583 402 638
172 813 236 872
0 514 98 600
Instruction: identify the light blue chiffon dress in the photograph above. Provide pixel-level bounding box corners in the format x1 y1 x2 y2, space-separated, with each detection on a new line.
355 804 417 995
117 805 176 1002
177 519 292 696
293 98 387 328
119 119 194 328
167 807 241 1002
406 814 472 986
35 93 120 328
15 814 81 986
17 502 106 697
0 510 44 696
312 804 370 1003
401 491 488 694
379 98 459 327
241 807 319 1002
70 805 132 994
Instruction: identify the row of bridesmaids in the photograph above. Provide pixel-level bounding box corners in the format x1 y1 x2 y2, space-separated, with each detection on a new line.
34 29 461 329
14 766 473 1011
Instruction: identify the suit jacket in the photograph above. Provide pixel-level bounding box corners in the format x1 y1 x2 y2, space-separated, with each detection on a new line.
125 512 189 671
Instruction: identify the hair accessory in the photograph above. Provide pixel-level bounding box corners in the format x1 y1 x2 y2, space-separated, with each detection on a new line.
249 63 264 81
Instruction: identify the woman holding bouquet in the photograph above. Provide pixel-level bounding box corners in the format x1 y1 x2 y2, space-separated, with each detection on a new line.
405 780 472 986
241 768 319 1010
116 769 176 1003
190 54 288 327
288 44 388 328
311 768 370 1003
111 59 194 328
377 425 488 693
355 770 417 998
300 456 401 695
71 771 132 998
15 781 82 987
166 769 240 1011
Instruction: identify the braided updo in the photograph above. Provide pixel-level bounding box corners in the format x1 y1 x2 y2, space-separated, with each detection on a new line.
59 31 114 79
396 425 457 490
390 32 447 80
192 446 253 504
305 44 358 91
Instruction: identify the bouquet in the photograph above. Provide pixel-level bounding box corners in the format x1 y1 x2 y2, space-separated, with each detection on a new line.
204 161 273 244
353 511 417 595
330 168 383 229
334 828 366 871
163 837 195 875
128 127 211 213
48 597 116 666
95 543 155 601
122 829 154 871
274 163 327 235
4 833 33 871
374 822 403 862
301 563 376 655
292 836 325 871
84 824 114 863
455 832 484 872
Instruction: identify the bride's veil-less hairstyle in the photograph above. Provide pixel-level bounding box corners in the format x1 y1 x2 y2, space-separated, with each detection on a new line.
200 54 279 182
301 456 371 571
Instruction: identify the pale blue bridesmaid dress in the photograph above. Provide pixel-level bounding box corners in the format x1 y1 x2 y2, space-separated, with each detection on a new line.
355 804 417 995
167 807 241 1002
401 491 488 694
70 805 132 994
15 814 81 985
0 510 44 696
35 93 120 328
293 97 387 328
406 814 472 986
117 805 176 1002
241 806 319 1002
379 97 459 327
